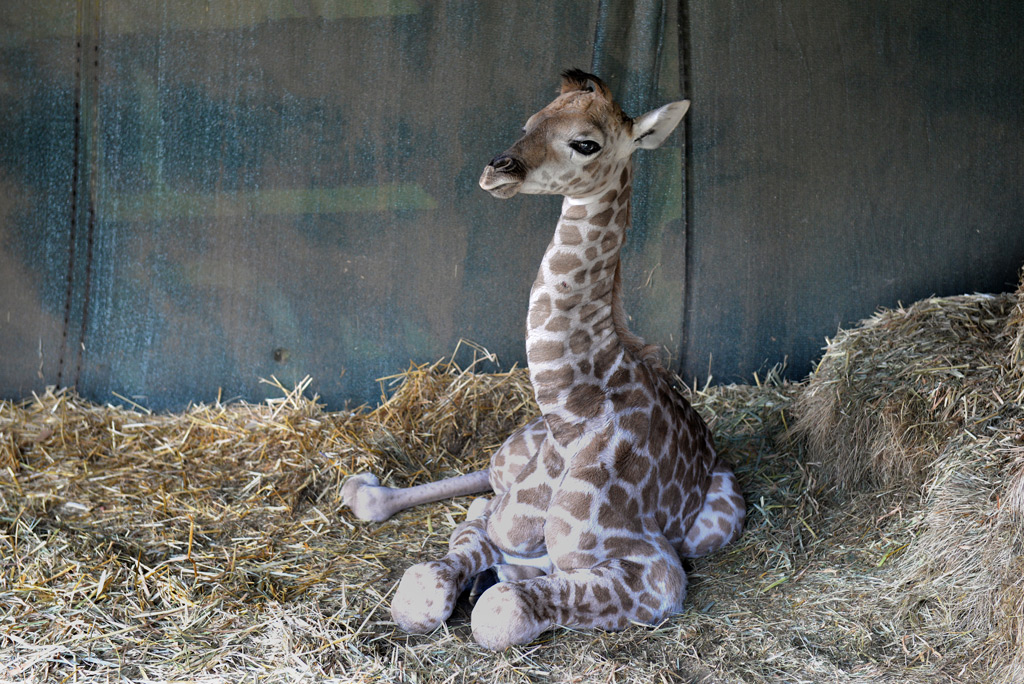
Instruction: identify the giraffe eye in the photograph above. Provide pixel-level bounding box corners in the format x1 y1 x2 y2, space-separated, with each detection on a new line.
569 140 601 156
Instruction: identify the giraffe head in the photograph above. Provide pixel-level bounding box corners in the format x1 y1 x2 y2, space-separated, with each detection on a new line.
479 69 690 200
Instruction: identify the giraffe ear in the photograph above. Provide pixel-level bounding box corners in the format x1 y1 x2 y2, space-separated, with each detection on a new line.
632 100 690 150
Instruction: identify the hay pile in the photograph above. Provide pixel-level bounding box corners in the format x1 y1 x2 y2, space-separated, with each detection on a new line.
2 275 1023 682
793 267 1024 682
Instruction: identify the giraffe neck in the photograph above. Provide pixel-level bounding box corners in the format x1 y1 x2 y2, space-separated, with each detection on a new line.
525 162 635 444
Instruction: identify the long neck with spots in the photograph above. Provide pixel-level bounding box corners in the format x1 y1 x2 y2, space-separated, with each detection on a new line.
526 162 634 440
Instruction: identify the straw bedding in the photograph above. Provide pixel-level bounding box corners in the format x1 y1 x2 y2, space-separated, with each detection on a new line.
2 273 1022 682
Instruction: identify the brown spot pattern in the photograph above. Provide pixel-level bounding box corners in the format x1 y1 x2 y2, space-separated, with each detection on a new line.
548 251 583 275
555 294 583 310
614 441 647 485
558 490 594 520
543 448 564 479
569 329 592 355
528 340 564 363
535 366 574 390
620 411 649 437
566 383 604 418
545 315 571 332
591 208 613 227
575 463 610 488
564 205 587 220
529 293 552 329
559 224 584 245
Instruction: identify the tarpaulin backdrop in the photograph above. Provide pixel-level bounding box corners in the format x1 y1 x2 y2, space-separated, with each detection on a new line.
1 1 1022 410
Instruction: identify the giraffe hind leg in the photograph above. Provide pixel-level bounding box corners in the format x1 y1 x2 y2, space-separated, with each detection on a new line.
679 462 746 559
470 538 686 650
341 470 491 522
487 416 549 493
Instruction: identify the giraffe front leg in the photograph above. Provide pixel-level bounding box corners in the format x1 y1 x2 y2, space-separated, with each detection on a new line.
392 561 460 633
391 510 503 633
470 539 686 650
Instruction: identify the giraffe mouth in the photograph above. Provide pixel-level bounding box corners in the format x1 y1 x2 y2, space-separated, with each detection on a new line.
479 158 525 199
480 178 523 199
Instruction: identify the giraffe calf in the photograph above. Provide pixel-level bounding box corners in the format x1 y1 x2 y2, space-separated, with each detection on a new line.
344 69 745 650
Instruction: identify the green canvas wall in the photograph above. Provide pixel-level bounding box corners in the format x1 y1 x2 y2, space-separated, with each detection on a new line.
1 1 1021 409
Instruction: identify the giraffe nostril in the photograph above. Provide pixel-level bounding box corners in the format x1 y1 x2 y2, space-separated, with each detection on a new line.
490 155 523 175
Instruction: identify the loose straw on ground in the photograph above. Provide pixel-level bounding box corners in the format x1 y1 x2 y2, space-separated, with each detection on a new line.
2 273 1022 683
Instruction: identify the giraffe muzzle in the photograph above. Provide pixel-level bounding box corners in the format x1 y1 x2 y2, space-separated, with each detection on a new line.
479 154 526 199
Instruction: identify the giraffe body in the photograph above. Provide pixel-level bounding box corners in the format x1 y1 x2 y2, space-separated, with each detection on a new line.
344 70 744 650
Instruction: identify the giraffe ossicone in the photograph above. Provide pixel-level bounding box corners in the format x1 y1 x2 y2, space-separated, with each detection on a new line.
343 69 745 650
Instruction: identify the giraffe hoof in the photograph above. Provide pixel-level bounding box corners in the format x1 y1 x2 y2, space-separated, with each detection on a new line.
471 583 547 651
392 562 458 634
341 473 395 522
